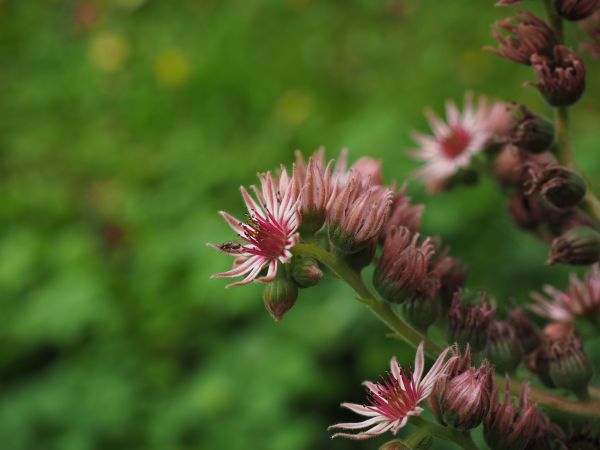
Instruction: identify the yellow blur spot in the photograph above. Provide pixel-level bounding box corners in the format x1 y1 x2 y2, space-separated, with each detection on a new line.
154 49 191 88
88 32 130 73
274 90 313 127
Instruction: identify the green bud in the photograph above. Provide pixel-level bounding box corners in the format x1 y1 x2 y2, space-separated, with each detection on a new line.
485 321 523 374
262 274 298 321
511 107 554 154
291 257 323 288
548 226 600 266
549 350 594 395
538 166 586 210
341 239 376 272
400 294 440 332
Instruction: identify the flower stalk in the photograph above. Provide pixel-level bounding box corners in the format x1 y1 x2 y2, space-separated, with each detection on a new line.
292 242 600 420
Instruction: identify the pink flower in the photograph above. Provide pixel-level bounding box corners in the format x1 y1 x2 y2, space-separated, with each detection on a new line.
209 168 300 287
329 342 450 440
411 93 495 186
530 264 600 321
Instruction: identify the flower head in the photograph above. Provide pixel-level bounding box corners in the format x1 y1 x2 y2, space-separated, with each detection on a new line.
530 264 600 321
209 169 300 287
329 342 450 440
411 93 496 187
528 46 586 107
490 12 556 65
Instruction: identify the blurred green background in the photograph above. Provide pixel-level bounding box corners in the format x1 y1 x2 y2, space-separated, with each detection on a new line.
1 0 599 449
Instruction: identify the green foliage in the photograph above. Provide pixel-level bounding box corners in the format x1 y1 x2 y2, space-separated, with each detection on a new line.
0 0 598 449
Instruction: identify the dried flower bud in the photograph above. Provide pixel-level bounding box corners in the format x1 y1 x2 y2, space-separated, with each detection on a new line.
485 321 524 374
510 106 555 154
528 46 586 107
484 379 538 450
507 308 541 354
447 291 496 353
294 151 332 235
374 227 436 304
507 194 546 230
527 165 586 210
262 273 298 321
440 361 495 431
546 327 594 394
490 12 556 65
327 178 393 253
400 288 441 332
554 0 600 21
548 226 600 265
291 256 323 288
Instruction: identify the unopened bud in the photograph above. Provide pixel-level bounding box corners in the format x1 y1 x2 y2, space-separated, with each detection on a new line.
508 194 546 230
485 321 524 374
400 289 441 332
447 291 496 353
262 274 298 321
533 165 586 210
554 0 600 21
528 46 586 107
441 362 495 431
547 328 594 394
342 238 376 272
484 379 539 450
291 257 323 288
548 226 600 265
510 107 555 153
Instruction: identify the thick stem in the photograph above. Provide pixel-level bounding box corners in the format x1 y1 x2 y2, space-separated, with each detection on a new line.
290 244 443 356
410 416 478 450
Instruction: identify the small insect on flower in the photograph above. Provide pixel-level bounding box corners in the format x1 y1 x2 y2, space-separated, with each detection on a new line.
208 168 301 287
328 342 450 440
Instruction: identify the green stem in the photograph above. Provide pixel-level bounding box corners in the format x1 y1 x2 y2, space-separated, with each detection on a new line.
291 244 443 356
410 417 478 450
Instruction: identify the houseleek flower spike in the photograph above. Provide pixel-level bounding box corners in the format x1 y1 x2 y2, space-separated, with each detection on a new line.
209 168 300 287
327 176 393 254
447 290 495 353
554 0 600 21
530 264 600 323
373 227 436 304
548 226 600 265
411 93 497 190
528 46 586 107
490 12 556 65
483 378 539 450
329 342 450 440
485 321 523 374
262 271 298 321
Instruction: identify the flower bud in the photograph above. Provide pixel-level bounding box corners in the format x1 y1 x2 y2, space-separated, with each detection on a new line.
262 274 298 321
379 437 433 450
490 12 556 65
554 0 600 21
485 321 524 374
294 150 331 235
374 227 436 304
526 347 556 388
484 379 538 450
381 183 424 239
532 165 586 210
546 327 594 394
507 194 546 230
327 178 393 253
548 226 600 265
562 423 600 449
440 361 495 431
510 107 555 154
430 254 468 311
291 256 323 288
447 291 496 353
507 308 541 354
342 238 377 272
399 288 441 332
528 46 586 107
